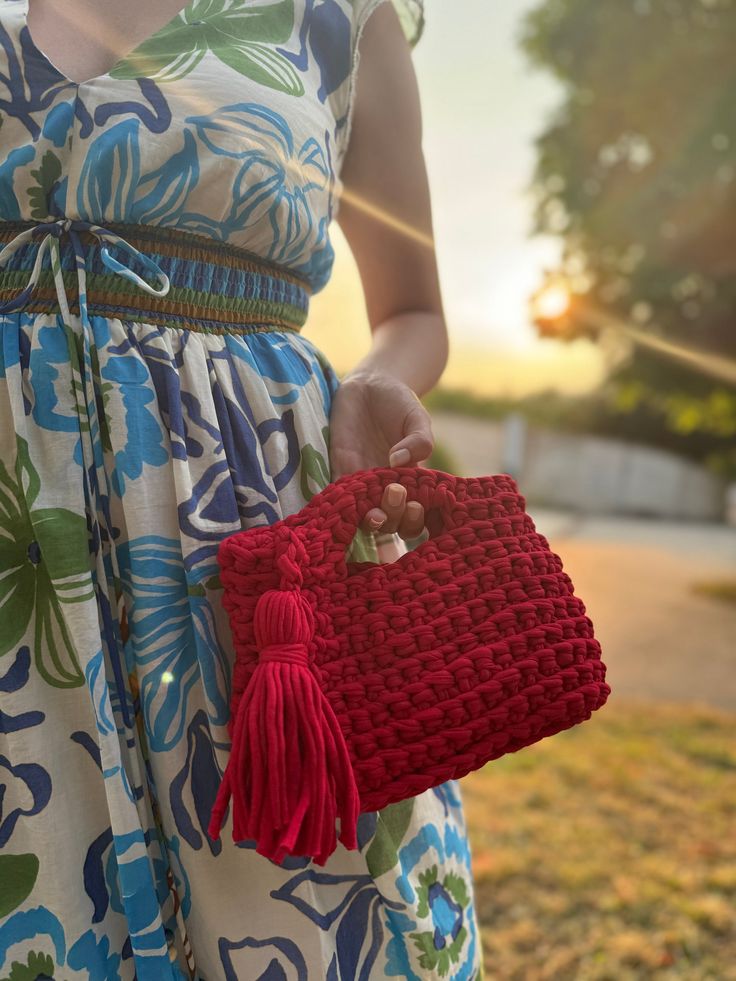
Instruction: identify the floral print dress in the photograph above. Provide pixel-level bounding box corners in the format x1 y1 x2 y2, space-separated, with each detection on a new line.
0 0 484 978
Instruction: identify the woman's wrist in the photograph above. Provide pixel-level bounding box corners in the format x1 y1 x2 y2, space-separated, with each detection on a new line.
344 310 449 398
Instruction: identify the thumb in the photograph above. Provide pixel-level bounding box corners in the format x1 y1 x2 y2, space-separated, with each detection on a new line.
388 399 434 467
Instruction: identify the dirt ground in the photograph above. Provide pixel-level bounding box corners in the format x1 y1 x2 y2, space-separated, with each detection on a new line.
529 509 736 713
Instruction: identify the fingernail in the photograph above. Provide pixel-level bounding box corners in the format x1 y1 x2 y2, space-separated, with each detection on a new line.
387 485 404 506
368 514 385 528
389 448 410 467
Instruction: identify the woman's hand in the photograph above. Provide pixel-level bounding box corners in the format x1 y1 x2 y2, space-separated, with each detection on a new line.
328 369 434 537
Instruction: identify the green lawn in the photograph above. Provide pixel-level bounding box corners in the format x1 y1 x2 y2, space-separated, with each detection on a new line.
461 699 736 980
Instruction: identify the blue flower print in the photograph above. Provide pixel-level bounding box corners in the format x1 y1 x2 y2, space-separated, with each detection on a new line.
76 119 200 226
388 822 480 980
115 537 230 753
185 103 332 266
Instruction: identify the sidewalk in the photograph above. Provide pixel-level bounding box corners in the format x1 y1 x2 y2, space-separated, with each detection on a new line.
528 509 736 713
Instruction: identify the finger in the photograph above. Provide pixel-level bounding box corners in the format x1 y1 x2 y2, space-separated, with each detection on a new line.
397 500 425 540
388 403 434 467
359 506 387 534
378 482 407 534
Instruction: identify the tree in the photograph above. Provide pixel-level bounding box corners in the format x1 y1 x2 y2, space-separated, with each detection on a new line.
521 0 736 477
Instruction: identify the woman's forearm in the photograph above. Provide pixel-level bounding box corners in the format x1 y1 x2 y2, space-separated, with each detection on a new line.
343 310 449 398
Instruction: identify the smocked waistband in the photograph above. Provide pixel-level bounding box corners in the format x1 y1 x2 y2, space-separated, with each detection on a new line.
0 219 311 334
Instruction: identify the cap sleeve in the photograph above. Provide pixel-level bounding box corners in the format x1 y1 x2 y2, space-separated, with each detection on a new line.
351 0 425 49
333 0 426 170
390 0 425 48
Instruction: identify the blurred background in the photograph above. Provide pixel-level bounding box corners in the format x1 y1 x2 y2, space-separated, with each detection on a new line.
312 0 736 977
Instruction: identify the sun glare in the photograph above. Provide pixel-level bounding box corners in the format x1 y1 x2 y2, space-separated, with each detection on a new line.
532 283 572 321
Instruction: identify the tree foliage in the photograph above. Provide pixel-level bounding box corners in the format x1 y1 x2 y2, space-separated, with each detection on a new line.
521 0 736 476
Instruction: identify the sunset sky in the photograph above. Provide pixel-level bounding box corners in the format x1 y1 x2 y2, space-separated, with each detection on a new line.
308 0 608 397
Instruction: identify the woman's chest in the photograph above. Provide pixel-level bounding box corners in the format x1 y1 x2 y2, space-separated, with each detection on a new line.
0 0 356 285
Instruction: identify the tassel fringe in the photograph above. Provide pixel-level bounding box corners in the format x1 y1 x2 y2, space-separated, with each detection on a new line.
207 587 361 866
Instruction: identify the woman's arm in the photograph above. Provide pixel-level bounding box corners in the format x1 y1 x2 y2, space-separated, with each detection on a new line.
329 1 447 542
336 1 448 397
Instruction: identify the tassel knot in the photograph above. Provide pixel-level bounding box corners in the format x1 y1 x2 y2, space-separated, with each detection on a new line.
254 587 314 650
208 579 361 866
258 643 310 667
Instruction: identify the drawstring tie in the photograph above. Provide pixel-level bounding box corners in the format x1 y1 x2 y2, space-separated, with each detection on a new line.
0 217 171 724
0 216 170 317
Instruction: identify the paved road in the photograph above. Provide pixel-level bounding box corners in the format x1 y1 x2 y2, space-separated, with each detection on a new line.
529 509 736 713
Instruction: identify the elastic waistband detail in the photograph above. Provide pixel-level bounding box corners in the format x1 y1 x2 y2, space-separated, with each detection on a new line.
0 220 311 334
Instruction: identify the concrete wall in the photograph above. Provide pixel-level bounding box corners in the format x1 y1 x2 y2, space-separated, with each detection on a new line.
427 412 506 479
430 411 727 522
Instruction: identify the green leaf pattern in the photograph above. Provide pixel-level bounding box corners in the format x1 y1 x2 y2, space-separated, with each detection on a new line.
27 151 62 222
365 797 416 879
0 855 40 920
1 950 54 981
0 436 90 686
110 0 303 93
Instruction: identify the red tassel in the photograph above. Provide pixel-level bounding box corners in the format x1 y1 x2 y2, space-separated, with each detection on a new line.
207 587 361 866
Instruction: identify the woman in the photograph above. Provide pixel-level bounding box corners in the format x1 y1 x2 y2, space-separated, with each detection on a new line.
0 0 484 977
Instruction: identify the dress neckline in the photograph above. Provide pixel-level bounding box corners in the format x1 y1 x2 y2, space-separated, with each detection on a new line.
20 0 200 87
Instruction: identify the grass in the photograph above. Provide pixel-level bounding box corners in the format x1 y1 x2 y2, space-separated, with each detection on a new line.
460 698 736 980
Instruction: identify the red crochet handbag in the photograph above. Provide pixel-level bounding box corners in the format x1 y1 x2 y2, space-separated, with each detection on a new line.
207 465 610 866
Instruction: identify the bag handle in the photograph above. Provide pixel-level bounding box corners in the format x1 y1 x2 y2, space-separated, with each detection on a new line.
310 465 461 555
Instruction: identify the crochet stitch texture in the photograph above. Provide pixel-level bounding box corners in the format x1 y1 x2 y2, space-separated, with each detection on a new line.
207 465 611 864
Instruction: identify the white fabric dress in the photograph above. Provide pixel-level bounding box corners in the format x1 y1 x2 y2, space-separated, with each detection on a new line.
0 0 484 977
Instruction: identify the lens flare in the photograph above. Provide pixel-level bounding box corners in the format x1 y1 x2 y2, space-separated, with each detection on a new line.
581 306 736 386
532 283 571 321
